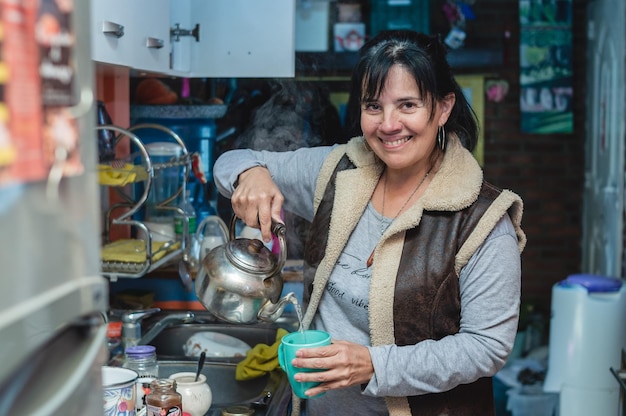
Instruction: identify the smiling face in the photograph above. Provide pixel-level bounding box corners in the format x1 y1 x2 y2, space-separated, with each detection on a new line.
360 64 455 176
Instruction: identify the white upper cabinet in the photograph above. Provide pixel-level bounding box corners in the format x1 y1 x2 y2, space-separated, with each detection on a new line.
91 0 296 78
173 0 295 78
91 0 171 72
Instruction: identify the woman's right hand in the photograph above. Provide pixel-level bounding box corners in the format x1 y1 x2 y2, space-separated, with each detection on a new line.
231 166 284 242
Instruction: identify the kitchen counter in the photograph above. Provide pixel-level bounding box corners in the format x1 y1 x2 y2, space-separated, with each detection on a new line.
110 311 298 416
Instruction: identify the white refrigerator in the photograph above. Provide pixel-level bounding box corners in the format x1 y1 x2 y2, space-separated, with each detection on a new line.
0 0 109 414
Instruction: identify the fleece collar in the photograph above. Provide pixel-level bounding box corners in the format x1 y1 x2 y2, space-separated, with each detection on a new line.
338 135 483 231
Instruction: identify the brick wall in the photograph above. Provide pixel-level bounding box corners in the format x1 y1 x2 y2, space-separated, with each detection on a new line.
434 0 587 313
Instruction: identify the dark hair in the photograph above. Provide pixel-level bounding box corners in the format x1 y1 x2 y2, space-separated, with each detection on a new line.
343 30 478 152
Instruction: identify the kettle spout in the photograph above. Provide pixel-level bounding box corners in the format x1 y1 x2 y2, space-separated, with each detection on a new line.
257 292 298 322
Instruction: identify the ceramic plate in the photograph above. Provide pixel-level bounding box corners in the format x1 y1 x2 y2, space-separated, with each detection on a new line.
184 332 251 358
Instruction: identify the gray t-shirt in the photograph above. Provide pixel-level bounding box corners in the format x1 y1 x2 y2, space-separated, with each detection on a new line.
308 202 390 414
213 147 521 416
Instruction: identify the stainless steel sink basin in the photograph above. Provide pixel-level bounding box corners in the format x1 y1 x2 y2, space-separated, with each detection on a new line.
143 318 293 416
149 323 279 361
158 360 288 415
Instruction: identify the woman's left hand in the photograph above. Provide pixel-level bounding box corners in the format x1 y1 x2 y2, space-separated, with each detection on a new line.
292 340 374 397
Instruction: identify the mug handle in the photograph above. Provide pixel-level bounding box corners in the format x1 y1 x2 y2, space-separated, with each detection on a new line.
277 343 286 371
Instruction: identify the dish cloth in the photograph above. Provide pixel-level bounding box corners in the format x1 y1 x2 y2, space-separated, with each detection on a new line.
98 163 148 186
101 239 179 263
236 328 288 381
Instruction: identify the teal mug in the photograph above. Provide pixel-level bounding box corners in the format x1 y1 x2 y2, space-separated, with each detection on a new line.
277 330 331 399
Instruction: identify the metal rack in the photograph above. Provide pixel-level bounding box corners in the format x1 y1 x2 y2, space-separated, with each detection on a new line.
98 123 192 281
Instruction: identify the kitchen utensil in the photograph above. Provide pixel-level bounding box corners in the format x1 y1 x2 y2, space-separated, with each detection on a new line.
195 351 206 381
194 215 296 324
178 253 194 292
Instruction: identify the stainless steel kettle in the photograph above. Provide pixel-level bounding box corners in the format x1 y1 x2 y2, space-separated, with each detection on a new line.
194 216 296 324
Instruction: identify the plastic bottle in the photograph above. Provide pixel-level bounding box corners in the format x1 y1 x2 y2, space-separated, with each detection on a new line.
191 181 217 227
124 345 159 412
174 190 197 241
198 217 228 261
106 321 123 359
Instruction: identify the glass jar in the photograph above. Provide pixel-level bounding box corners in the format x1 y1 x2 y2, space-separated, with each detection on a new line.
146 379 183 416
124 345 159 412
221 406 254 416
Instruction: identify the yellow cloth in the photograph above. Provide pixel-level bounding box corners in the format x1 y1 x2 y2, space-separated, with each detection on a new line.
98 163 148 186
236 328 289 381
101 239 179 263
0 145 16 167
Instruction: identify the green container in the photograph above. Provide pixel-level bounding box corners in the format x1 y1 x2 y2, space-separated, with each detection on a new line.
370 0 430 37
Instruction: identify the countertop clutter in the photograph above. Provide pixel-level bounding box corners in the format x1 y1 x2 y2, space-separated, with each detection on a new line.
108 311 296 416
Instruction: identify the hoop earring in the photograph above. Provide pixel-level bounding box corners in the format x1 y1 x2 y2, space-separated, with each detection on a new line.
437 125 446 151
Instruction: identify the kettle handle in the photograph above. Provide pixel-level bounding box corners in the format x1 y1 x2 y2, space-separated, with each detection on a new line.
272 221 287 274
228 215 286 241
228 214 238 241
228 215 287 273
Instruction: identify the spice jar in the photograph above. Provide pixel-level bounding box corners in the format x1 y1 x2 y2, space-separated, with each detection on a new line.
146 379 183 416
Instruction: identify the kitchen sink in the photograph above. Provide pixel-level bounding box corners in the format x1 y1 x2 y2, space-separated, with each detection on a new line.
148 322 280 361
158 360 288 416
140 315 295 416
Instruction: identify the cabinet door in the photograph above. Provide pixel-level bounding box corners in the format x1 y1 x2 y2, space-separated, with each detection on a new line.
91 0 135 66
169 0 193 73
185 0 295 78
130 0 171 72
93 0 295 77
91 0 170 72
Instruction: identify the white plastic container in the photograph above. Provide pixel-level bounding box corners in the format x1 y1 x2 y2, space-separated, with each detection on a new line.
507 388 558 416
543 274 626 416
144 142 183 224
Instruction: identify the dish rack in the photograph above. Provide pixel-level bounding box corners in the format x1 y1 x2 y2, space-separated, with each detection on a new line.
97 123 192 281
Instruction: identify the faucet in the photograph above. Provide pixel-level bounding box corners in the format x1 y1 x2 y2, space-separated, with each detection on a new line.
120 308 161 348
138 311 196 345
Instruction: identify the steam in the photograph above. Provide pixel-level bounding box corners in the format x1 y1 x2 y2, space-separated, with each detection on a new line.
234 79 342 259
236 80 333 151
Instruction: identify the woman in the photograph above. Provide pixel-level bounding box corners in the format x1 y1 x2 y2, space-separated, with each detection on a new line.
214 30 526 416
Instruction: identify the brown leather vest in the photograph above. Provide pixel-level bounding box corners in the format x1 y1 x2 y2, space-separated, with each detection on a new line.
303 154 500 416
